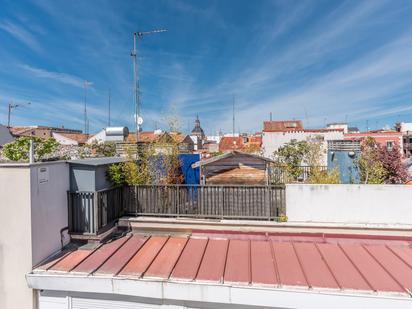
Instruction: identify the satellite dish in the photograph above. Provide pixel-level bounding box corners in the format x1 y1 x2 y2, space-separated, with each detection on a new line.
134 114 144 125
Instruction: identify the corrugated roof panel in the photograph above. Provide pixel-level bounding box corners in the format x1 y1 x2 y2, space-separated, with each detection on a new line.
145 237 188 279
171 238 208 281
72 236 130 274
250 240 278 285
50 249 94 272
272 242 308 285
339 244 403 292
32 232 412 296
364 245 412 292
36 250 73 271
316 243 370 290
272 242 307 287
388 246 412 268
120 236 168 277
224 240 251 284
293 243 339 289
196 239 229 282
96 235 149 275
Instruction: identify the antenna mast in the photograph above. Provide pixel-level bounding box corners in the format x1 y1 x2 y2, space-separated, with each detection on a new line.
83 80 90 134
108 89 111 127
131 29 167 144
232 95 235 137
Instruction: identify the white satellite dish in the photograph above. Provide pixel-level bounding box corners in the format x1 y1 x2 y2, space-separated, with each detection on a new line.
134 114 144 125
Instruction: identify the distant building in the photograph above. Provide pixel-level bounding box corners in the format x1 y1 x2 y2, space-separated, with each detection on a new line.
52 132 90 145
219 134 262 153
263 120 303 131
169 132 195 153
327 123 348 134
192 150 273 185
262 120 344 164
126 131 194 154
10 125 82 138
202 140 219 153
348 127 360 133
190 115 205 150
395 122 412 157
126 130 163 144
0 125 14 146
395 122 412 133
344 130 403 154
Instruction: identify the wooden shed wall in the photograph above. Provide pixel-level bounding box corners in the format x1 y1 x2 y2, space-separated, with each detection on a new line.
206 165 266 185
203 153 268 185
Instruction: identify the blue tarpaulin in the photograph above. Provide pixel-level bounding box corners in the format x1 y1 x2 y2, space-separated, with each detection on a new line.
178 153 200 184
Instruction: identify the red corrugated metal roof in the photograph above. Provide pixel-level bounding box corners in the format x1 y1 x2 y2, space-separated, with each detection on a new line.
34 232 412 295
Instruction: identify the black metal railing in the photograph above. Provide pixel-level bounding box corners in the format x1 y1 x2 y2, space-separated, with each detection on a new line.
123 184 285 220
68 184 286 235
269 165 328 184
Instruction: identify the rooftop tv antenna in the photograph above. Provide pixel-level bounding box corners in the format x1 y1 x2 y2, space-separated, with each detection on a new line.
7 101 31 127
131 29 167 144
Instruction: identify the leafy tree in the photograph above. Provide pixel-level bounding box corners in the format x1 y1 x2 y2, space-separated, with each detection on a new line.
106 133 184 186
357 137 386 184
304 137 340 183
378 143 408 184
2 137 58 161
162 141 184 184
273 140 309 180
305 137 324 167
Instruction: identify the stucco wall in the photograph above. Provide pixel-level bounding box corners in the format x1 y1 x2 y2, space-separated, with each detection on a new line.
30 162 70 265
262 130 344 165
0 161 70 309
286 184 412 224
0 166 33 309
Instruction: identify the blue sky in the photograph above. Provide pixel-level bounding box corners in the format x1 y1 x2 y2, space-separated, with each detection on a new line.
1 0 412 134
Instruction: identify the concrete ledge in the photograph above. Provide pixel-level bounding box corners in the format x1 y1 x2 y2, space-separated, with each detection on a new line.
119 216 412 238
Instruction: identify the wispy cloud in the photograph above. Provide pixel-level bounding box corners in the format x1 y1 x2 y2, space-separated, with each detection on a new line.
19 64 90 88
2 1 412 133
0 20 42 52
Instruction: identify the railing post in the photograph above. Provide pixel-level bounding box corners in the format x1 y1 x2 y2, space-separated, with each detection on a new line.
67 191 72 232
93 192 98 234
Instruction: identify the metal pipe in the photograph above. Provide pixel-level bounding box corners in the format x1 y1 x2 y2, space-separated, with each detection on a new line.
29 139 34 164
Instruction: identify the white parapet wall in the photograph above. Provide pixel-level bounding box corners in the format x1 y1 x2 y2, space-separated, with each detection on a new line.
286 184 412 225
0 161 70 309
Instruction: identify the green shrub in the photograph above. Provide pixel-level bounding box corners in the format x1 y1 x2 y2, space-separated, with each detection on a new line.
307 167 340 184
2 137 58 161
106 164 124 186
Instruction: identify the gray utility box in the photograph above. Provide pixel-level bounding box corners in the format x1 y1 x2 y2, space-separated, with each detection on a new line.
69 157 125 192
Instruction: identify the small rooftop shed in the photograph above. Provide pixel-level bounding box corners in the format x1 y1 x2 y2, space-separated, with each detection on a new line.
192 150 273 185
68 157 126 191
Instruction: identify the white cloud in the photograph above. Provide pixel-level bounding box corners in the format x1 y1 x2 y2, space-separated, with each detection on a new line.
0 20 42 52
20 64 91 89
